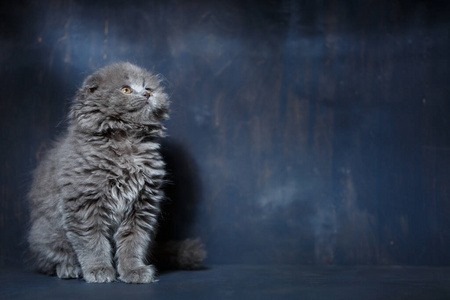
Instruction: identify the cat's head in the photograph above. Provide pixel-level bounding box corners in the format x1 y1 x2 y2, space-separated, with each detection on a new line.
70 62 170 134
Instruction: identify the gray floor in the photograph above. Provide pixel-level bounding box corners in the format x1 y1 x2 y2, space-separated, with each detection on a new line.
1 265 450 300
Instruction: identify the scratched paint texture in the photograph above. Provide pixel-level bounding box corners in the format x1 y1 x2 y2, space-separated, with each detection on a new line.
0 0 449 266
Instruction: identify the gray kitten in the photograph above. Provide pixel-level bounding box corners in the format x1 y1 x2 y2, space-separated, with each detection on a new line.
28 62 205 283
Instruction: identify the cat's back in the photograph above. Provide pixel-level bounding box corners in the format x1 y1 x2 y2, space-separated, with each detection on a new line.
28 134 74 217
29 130 115 218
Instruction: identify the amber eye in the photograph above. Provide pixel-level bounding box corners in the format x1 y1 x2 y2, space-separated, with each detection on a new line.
121 86 132 94
145 88 153 95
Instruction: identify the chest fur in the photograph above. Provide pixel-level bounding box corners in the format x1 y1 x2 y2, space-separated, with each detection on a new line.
104 138 163 214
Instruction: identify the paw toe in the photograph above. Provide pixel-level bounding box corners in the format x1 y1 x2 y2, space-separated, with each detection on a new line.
119 265 156 284
83 266 116 283
56 263 81 279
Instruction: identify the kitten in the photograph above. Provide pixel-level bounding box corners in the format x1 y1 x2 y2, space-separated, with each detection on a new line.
28 62 205 283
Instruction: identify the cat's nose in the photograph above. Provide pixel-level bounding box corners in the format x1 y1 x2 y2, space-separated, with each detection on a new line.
142 91 151 99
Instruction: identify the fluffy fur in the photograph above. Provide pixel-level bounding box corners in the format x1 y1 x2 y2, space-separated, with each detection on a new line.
28 63 205 283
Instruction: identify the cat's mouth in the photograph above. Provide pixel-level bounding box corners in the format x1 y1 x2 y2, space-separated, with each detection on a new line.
128 98 149 112
124 96 167 124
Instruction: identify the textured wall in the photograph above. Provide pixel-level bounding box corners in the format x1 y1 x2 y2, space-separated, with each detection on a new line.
1 0 449 266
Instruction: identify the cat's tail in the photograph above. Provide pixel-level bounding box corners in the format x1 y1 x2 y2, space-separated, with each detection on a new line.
152 238 207 270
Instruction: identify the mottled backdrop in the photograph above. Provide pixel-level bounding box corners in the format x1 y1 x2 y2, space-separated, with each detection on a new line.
1 0 449 266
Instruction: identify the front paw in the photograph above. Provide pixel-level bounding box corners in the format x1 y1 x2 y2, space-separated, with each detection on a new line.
119 265 157 284
56 262 81 279
83 266 116 283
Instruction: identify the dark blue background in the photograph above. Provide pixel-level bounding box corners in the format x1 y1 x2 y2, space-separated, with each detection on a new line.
1 0 449 267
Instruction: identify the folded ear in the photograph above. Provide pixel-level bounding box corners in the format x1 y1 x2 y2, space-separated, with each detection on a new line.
76 73 101 101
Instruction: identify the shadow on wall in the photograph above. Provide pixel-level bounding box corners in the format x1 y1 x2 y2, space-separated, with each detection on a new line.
157 139 202 243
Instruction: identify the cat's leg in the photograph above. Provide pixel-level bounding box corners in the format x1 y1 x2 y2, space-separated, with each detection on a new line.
64 200 116 283
29 216 81 279
115 198 160 283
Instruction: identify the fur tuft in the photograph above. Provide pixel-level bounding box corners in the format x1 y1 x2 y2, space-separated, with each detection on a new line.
153 238 207 270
